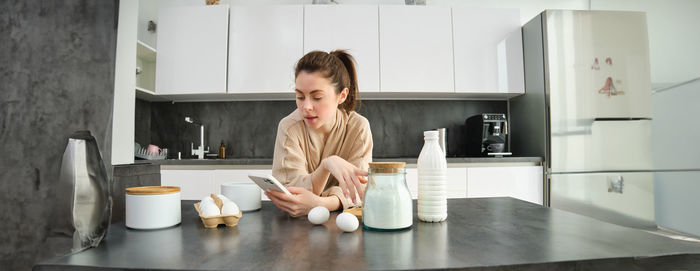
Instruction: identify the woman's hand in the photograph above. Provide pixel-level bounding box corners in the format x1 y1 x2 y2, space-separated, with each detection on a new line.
266 187 339 217
321 155 368 203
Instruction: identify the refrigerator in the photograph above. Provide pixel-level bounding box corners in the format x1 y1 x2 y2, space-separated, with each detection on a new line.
510 10 657 229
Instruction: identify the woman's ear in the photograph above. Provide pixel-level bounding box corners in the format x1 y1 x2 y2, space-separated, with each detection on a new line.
338 88 349 104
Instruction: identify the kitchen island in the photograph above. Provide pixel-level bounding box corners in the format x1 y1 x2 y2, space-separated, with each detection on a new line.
34 198 700 270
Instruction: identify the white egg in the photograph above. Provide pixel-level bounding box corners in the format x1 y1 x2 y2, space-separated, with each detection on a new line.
221 201 240 215
217 194 232 203
200 201 220 216
201 196 214 205
336 212 359 232
308 206 330 225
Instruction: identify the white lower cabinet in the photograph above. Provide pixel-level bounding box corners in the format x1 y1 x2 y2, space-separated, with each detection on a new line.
161 169 272 201
466 166 543 205
160 170 214 201
162 165 543 204
405 168 468 199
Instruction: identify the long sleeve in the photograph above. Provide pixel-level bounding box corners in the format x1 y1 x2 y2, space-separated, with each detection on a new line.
345 121 373 173
271 120 313 190
321 117 373 210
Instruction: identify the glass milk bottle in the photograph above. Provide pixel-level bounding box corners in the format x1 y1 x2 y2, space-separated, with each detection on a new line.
417 130 448 222
362 162 413 231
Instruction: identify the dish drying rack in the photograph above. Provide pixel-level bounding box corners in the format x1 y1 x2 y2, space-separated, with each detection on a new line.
134 143 168 160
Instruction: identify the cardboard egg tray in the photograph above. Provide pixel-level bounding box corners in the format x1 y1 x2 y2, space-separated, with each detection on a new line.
344 207 362 221
194 194 242 228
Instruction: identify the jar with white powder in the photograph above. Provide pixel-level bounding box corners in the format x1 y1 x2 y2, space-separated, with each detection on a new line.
362 162 413 231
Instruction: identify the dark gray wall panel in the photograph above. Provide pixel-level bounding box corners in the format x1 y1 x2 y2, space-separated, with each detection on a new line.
0 1 117 269
135 98 152 146
137 100 507 158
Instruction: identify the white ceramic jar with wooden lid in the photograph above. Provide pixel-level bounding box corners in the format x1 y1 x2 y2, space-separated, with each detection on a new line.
126 186 181 229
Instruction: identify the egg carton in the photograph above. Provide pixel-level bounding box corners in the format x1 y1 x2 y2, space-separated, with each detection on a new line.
344 207 362 221
194 194 242 228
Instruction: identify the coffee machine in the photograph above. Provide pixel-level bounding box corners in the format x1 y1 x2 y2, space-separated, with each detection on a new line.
465 113 510 157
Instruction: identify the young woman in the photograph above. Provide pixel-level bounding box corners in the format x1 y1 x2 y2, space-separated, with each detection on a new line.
266 50 373 217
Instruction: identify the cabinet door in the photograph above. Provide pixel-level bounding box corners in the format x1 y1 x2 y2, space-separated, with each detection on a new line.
496 29 525 93
379 6 454 92
212 169 273 201
304 5 380 92
453 8 522 93
155 5 229 94
406 168 467 199
229 5 303 93
466 166 543 205
160 170 214 200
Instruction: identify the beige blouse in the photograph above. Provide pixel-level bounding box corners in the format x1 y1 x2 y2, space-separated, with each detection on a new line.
272 108 373 210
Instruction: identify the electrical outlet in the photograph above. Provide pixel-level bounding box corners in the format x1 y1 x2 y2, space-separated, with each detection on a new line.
607 175 624 194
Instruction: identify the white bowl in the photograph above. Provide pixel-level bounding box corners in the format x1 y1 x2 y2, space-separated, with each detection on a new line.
221 182 261 212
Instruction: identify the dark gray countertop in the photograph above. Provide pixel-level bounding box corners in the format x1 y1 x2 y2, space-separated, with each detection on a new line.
138 156 542 166
34 198 700 270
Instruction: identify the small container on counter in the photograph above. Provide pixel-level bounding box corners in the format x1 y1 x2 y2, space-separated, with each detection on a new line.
362 162 413 231
221 182 261 211
218 141 226 159
125 186 181 230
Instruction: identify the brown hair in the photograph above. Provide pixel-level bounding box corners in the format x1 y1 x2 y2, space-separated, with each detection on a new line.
294 50 360 112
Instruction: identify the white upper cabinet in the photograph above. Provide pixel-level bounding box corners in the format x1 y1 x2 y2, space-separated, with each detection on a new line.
304 5 380 92
452 8 523 93
496 29 525 93
229 5 303 93
151 5 526 100
155 5 229 94
379 6 454 93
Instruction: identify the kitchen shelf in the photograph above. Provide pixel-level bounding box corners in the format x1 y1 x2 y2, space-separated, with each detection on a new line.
136 40 157 99
135 86 168 102
136 40 156 61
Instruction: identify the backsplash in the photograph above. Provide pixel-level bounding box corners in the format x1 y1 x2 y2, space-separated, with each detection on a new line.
136 99 506 159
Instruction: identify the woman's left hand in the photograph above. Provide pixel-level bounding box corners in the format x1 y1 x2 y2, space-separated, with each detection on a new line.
266 187 324 217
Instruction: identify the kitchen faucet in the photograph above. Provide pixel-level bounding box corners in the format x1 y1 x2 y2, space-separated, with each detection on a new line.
185 117 209 159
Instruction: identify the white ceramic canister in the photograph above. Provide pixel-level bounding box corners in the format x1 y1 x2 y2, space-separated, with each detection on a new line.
221 182 262 211
125 186 181 229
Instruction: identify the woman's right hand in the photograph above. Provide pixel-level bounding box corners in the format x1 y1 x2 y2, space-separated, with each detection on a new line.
321 155 368 203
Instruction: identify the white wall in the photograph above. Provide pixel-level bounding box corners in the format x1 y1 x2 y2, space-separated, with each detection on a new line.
427 0 589 24
591 0 700 86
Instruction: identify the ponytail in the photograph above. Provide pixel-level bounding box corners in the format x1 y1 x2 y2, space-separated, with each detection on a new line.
330 50 360 112
294 49 360 112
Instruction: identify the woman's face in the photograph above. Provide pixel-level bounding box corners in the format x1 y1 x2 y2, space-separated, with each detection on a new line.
295 71 347 132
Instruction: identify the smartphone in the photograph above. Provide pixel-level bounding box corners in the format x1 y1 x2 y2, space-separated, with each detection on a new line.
248 174 292 196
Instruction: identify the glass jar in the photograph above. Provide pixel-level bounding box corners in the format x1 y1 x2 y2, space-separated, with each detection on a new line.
362 162 413 231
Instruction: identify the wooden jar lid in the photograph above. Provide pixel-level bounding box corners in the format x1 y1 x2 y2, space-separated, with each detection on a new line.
126 186 181 195
369 162 406 169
